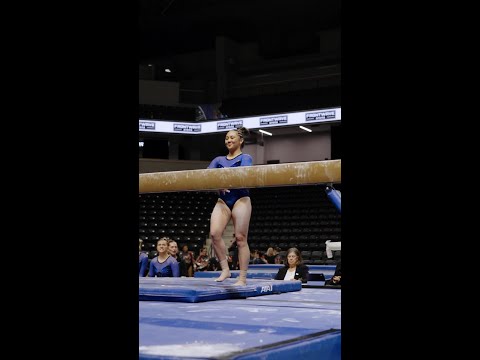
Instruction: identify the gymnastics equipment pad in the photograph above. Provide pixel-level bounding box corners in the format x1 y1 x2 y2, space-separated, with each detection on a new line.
194 266 334 281
194 270 276 280
193 270 330 281
139 277 302 303
247 264 336 271
139 288 341 360
192 273 329 288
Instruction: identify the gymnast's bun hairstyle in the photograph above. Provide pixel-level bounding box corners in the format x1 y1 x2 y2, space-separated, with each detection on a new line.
235 127 250 148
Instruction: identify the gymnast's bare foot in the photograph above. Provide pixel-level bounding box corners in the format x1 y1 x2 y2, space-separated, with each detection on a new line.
234 270 247 286
215 269 231 282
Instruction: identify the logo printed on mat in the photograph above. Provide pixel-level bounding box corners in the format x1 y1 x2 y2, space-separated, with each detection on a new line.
260 285 273 293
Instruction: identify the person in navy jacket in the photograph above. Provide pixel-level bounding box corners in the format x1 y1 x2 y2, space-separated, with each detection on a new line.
274 248 309 283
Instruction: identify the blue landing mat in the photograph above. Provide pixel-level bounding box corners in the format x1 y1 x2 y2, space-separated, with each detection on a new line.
139 277 302 303
302 281 326 288
241 288 341 309
139 289 341 359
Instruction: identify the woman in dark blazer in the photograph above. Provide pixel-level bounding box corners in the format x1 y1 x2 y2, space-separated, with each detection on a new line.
274 247 309 283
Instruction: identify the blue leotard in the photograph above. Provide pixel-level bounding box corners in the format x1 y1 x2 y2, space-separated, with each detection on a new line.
208 153 253 210
148 255 180 277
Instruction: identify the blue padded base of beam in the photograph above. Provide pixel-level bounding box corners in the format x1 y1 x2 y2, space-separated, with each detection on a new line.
139 277 302 303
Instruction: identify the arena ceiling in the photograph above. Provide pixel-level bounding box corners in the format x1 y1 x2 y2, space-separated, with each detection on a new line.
139 0 341 60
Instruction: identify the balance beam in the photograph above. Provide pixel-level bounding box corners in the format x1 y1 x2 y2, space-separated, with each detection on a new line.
139 160 341 193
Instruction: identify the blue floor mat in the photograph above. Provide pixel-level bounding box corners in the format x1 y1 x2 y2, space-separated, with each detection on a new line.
139 288 341 359
139 277 302 303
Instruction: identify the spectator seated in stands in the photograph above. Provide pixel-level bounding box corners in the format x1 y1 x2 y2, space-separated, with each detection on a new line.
179 245 195 277
195 247 210 271
265 247 276 264
253 251 268 264
274 254 283 264
167 239 181 263
249 249 258 264
208 256 220 271
274 247 309 283
228 233 239 270
325 260 341 286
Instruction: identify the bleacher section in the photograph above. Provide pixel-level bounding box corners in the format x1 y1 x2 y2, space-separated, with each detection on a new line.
249 185 341 264
139 185 341 264
139 191 218 257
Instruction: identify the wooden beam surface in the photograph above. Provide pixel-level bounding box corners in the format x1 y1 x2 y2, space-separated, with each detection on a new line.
139 160 341 193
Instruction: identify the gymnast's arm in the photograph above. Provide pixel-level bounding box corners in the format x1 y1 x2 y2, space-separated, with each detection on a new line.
274 267 286 280
147 258 155 277
139 255 148 277
206 157 230 194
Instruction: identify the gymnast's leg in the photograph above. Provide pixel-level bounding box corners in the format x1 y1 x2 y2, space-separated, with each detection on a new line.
209 199 232 281
231 197 252 286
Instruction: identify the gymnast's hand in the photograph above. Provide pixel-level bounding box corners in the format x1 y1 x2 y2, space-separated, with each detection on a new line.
219 189 230 195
